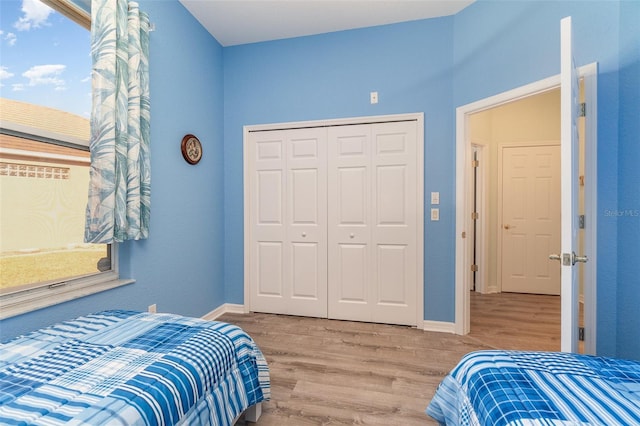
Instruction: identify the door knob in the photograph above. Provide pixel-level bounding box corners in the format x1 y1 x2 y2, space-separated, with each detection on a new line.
549 252 588 265
503 224 516 230
572 252 588 264
349 233 355 239
302 232 306 237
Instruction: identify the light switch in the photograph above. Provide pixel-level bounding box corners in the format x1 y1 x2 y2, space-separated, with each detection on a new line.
431 208 440 221
431 191 440 205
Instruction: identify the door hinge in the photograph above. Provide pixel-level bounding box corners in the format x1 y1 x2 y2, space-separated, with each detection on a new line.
472 159 479 168
579 327 585 341
579 215 585 229
472 211 479 220
470 264 478 272
579 103 586 117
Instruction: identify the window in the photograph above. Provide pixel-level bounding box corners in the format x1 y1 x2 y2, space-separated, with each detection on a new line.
0 0 131 319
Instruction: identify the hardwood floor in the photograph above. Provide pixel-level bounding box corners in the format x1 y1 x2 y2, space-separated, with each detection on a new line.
468 292 560 352
221 292 560 425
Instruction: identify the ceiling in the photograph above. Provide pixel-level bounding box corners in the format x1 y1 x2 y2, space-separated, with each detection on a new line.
178 0 475 47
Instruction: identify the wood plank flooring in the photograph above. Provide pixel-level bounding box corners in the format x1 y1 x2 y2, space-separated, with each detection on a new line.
221 292 560 425
468 292 560 352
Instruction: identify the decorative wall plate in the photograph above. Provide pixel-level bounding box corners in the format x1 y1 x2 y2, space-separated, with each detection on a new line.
181 134 202 165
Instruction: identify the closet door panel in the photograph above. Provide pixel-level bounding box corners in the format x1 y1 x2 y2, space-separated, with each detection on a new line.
337 167 367 226
291 169 318 224
250 133 288 314
328 125 372 321
371 122 417 325
376 165 407 224
291 242 320 298
337 243 368 301
285 129 328 317
376 244 407 304
256 242 284 296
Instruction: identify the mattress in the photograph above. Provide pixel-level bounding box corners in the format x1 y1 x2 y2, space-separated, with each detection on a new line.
0 310 270 425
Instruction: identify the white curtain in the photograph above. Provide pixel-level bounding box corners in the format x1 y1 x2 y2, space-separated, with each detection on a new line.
85 0 150 243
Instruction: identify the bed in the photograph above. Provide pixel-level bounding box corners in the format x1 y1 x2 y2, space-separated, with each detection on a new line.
0 310 270 425
427 350 640 425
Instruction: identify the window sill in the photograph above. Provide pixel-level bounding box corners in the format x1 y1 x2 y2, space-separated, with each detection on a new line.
0 276 135 320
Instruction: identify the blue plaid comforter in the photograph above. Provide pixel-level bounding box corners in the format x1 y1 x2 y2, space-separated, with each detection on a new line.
427 350 640 426
0 310 270 425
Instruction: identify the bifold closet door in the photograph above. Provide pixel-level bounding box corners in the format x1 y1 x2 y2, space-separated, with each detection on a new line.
248 128 328 318
327 121 418 326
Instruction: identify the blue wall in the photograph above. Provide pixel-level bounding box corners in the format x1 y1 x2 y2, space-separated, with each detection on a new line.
615 0 640 359
454 0 623 356
222 17 456 322
2 0 639 359
1 1 226 339
223 0 635 357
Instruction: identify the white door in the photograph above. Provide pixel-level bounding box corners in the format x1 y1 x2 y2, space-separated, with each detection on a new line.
249 128 328 317
328 121 418 326
558 16 585 353
501 145 561 295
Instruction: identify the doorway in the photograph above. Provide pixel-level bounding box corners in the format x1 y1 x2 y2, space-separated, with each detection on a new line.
455 65 598 354
469 89 563 297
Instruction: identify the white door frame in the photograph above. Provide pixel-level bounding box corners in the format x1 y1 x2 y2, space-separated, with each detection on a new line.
471 144 488 294
455 64 598 354
243 112 425 327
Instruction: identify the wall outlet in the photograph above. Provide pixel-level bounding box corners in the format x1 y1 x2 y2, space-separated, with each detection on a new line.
431 208 440 221
148 304 157 313
370 91 378 104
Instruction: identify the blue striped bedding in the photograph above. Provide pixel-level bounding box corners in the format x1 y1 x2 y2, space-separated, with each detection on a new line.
0 310 270 425
427 350 640 426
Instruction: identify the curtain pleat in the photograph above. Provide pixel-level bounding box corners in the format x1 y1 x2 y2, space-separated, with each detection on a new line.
85 0 150 244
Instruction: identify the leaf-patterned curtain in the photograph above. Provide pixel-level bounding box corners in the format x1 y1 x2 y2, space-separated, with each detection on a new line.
85 0 150 243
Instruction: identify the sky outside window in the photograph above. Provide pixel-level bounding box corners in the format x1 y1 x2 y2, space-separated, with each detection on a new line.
0 0 90 117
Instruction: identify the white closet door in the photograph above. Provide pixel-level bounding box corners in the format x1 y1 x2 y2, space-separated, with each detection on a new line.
327 124 373 322
286 129 327 317
249 128 327 317
371 122 417 325
328 121 418 326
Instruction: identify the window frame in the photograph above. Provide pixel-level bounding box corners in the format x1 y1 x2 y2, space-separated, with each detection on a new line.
0 0 133 320
0 250 132 320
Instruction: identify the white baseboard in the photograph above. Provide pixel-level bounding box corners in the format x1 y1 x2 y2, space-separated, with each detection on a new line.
202 303 245 321
204 306 456 335
485 286 499 294
422 320 456 334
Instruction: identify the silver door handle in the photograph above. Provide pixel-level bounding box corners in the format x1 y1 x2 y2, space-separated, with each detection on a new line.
549 252 588 265
573 252 588 264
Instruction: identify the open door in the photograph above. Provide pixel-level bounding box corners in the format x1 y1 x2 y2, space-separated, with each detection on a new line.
554 16 588 353
455 19 598 349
